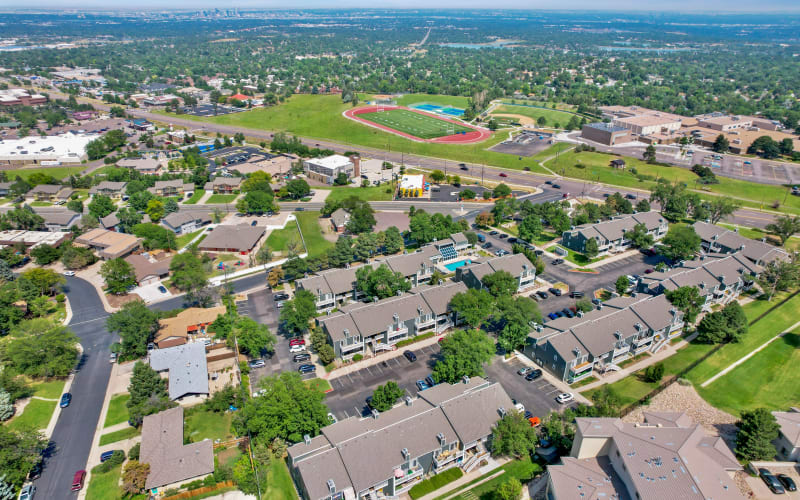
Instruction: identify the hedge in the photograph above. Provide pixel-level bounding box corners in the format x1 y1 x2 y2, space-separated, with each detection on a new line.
396 332 436 349
408 467 463 499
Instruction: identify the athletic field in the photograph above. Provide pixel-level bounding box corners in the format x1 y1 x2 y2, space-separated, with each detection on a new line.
357 109 472 139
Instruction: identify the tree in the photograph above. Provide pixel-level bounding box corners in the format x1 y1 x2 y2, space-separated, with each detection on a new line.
429 170 446 183
712 134 730 153
356 264 410 300
0 390 13 422
490 412 538 458
233 316 276 357
131 223 177 250
145 198 165 222
497 296 541 352
780 138 794 156
163 198 179 215
627 223 654 249
267 266 284 288
518 215 542 243
493 183 511 198
30 244 61 265
21 268 65 296
432 329 494 384
766 215 800 246
122 460 150 495
66 199 83 214
642 144 657 163
759 258 800 301
536 116 547 126
584 237 599 259
347 204 376 234
481 270 517 298
127 361 174 426
60 244 97 269
496 478 523 500
460 189 476 200
697 301 748 344
615 275 629 295
235 371 329 443
370 381 405 411
100 258 137 295
0 426 46 488
286 179 311 199
736 408 779 461
6 319 79 378
665 286 703 323
169 251 209 300
475 211 494 228
635 198 651 212
383 226 403 254
280 290 317 335
449 288 494 328
116 207 143 233
643 362 665 383
6 207 44 230
660 225 701 261
88 194 115 219
107 301 160 359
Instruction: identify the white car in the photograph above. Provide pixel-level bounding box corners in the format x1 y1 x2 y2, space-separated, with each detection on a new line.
514 402 525 414
63 271 75 277
556 393 574 404
289 344 307 354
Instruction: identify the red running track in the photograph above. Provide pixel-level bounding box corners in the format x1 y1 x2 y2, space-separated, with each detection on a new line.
343 105 492 144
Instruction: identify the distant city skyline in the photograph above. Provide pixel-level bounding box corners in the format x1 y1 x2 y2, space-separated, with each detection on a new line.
1 1 799 12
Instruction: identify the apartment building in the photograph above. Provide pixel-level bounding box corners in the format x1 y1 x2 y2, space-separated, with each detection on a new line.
304 154 357 185
456 253 537 293
297 262 379 311
772 409 800 462
288 377 513 500
638 252 762 310
547 411 743 500
117 157 163 175
89 181 128 199
149 180 194 197
692 221 790 266
527 294 684 383
561 211 668 256
204 176 242 193
319 282 467 359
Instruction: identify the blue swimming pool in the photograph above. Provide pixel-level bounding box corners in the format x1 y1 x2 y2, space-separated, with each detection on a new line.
444 259 472 272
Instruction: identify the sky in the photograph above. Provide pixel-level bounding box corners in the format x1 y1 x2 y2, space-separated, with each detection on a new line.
2 0 799 12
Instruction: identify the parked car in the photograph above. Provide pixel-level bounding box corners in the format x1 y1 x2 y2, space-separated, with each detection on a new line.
498 233 508 239
537 291 549 299
551 184 561 189
625 194 637 200
591 298 602 305
556 393 574 404
525 369 543 381
482 242 493 249
528 416 541 427
508 237 517 243
289 338 306 346
158 285 168 294
425 376 436 387
293 353 311 362
71 470 86 492
570 291 584 298
415 380 430 391
460 165 469 171
250 220 258 226
19 484 35 500
778 474 797 492
298 364 315 374
100 450 121 463
276 301 284 309
553 311 563 318
248 359 266 368
403 350 417 362
549 287 562 296
759 469 786 494
517 367 532 376
547 312 558 320
63 271 75 277
59 393 72 408
109 352 118 364
477 234 486 243
289 344 306 353
561 308 574 318
273 293 290 301
489 230 499 236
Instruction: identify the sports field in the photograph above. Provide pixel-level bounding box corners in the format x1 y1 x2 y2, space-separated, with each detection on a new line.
357 109 471 139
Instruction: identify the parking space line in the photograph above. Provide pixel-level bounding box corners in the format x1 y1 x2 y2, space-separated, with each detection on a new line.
346 373 354 383
364 366 373 376
342 410 350 418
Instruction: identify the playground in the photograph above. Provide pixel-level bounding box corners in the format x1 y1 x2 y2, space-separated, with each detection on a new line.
344 105 491 144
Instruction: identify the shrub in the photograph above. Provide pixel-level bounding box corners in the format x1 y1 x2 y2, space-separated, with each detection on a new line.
395 332 435 348
128 442 140 460
55 294 66 303
94 450 125 473
643 362 665 383
352 354 363 362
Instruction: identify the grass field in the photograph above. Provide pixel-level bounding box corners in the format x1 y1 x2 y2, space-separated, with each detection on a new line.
86 464 123 500
395 94 471 108
547 244 606 266
183 190 205 204
324 185 393 202
205 194 238 204
435 458 542 500
358 109 472 139
176 229 206 249
98 426 140 446
492 104 578 127
7 398 56 431
3 166 85 181
266 220 302 256
104 393 130 428
305 378 332 393
184 408 233 442
31 379 66 399
296 211 335 258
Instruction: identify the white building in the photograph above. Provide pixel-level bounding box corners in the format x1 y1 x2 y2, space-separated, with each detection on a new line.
304 155 356 185
399 174 425 191
0 133 95 166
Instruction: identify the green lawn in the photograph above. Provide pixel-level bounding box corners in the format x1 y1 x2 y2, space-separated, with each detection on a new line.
31 379 66 399
295 211 336 258
492 104 578 127
305 378 332 393
546 150 800 215
437 458 542 500
3 166 85 181
266 220 302 256
205 194 238 204
696 333 800 416
29 201 52 207
183 190 205 205
104 393 130 428
547 244 606 266
176 229 206 249
6 398 57 431
86 464 124 500
409 468 463 499
528 230 559 246
262 458 296 500
395 94 471 108
99 426 140 446
324 185 393 202
357 109 472 139
184 408 234 443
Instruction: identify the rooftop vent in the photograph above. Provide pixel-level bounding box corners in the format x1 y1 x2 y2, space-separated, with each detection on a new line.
405 396 413 406
498 407 507 417
462 375 470 384
401 447 409 459
437 432 446 444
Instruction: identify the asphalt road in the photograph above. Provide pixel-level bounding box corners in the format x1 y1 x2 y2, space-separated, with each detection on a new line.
34 277 112 500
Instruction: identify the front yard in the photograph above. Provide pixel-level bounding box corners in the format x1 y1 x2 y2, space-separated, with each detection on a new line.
104 393 130 428
86 464 124 500
205 194 239 204
7 398 57 431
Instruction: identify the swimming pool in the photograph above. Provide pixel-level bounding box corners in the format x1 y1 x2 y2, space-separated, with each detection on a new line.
444 259 472 272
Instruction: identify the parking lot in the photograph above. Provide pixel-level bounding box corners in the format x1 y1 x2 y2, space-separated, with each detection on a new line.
484 356 574 419
325 343 441 420
427 184 528 202
490 131 555 157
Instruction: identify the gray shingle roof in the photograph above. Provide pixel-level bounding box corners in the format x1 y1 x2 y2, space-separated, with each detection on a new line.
149 343 209 400
773 410 800 446
330 208 349 228
693 221 789 265
198 224 264 252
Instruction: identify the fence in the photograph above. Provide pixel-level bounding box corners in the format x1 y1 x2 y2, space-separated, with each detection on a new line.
617 290 798 417
162 480 235 500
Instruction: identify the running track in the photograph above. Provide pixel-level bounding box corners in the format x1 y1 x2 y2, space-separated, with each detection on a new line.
343 105 492 144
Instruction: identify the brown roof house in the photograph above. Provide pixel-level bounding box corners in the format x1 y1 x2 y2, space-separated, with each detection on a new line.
140 407 214 490
149 180 194 198
155 306 225 348
204 176 242 194
28 184 71 202
74 228 141 260
89 181 127 199
117 157 163 175
198 224 265 254
125 253 172 286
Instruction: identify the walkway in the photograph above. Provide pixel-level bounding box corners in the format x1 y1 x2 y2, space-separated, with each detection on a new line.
700 318 800 387
537 146 574 177
415 457 509 500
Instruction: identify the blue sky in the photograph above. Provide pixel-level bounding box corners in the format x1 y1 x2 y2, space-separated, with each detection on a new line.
2 0 799 11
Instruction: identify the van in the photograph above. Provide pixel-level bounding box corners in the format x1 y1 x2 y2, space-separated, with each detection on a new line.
477 234 486 243
71 470 86 491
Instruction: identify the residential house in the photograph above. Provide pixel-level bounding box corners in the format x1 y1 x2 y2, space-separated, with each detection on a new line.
197 224 265 254
204 177 242 194
125 253 172 286
74 228 141 259
547 412 743 500
155 306 226 348
150 180 194 198
297 262 380 312
527 294 684 383
28 184 67 202
162 212 212 234
99 213 120 231
772 409 800 462
692 221 790 266
288 377 513 500
89 181 127 199
117 157 163 175
330 208 349 233
561 211 668 255
0 181 14 197
38 210 81 232
638 252 761 310
0 230 69 249
320 282 467 359
149 343 209 401
140 407 214 490
456 253 536 293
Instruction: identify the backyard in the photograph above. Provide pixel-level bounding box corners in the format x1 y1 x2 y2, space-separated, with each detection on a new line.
176 229 206 249
263 459 297 500
184 407 234 443
265 220 303 257
295 211 335 258
434 458 542 500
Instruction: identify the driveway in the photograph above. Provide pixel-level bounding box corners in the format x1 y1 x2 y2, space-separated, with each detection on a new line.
133 281 172 303
325 343 441 420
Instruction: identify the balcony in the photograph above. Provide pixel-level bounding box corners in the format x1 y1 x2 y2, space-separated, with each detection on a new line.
434 449 461 469
416 316 435 330
632 336 652 347
387 326 409 344
394 465 424 486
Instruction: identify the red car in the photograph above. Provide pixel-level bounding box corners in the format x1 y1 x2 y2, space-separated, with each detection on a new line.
499 173 508 177
289 339 305 346
71 470 86 491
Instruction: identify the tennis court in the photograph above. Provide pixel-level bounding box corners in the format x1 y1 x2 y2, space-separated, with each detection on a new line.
412 103 465 117
357 108 471 139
